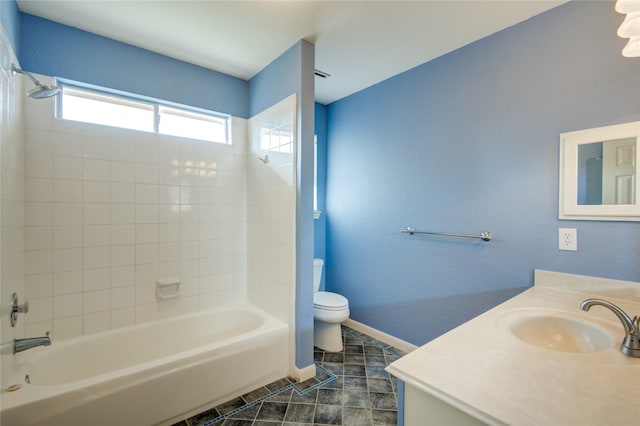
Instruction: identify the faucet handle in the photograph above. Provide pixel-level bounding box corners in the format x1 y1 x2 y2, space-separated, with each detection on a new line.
10 293 29 327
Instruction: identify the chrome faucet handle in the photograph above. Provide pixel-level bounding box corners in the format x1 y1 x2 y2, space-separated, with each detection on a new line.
580 298 640 358
10 293 29 327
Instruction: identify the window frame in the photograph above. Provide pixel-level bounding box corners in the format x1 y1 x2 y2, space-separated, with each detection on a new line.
56 80 231 144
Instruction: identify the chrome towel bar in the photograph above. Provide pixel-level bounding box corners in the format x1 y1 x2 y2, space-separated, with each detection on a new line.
401 226 493 242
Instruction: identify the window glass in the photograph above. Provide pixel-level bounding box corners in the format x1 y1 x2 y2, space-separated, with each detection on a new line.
158 106 228 143
61 87 154 132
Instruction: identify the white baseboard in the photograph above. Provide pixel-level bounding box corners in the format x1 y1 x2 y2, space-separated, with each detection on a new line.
344 318 418 353
292 363 316 383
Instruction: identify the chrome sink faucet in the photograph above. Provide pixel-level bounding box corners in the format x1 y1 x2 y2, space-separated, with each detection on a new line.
580 299 640 358
14 331 51 354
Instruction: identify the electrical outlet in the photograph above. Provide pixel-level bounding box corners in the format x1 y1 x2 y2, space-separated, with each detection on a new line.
558 228 577 251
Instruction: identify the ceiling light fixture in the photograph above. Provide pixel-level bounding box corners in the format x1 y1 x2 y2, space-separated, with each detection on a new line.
616 0 640 57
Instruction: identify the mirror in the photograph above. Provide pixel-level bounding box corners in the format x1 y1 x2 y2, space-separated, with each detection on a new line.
560 121 640 221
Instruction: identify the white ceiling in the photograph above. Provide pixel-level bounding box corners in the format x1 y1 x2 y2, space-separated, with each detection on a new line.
17 0 565 105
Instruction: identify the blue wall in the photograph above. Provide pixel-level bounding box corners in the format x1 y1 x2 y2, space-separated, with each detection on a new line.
324 1 640 346
0 0 19 55
19 13 248 118
249 40 316 370
314 102 328 290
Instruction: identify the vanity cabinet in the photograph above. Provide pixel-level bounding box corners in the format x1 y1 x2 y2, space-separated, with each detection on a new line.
404 384 485 426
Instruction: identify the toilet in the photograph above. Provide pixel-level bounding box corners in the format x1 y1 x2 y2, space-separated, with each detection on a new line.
313 258 349 352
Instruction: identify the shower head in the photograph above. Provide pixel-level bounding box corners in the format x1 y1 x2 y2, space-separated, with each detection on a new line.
10 64 61 99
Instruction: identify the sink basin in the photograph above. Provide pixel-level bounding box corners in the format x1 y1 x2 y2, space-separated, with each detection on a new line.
506 313 616 353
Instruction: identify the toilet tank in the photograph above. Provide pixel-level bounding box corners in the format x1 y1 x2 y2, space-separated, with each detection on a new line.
313 258 324 292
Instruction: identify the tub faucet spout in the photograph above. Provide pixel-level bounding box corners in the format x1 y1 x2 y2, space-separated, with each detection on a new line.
580 299 640 358
14 331 51 354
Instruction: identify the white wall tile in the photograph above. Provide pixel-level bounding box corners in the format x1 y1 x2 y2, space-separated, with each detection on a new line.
180 277 199 296
25 226 52 250
53 179 83 203
110 306 135 329
83 203 110 225
53 156 83 179
135 205 158 224
111 286 135 309
136 224 158 244
84 136 110 160
159 223 180 242
25 273 53 299
158 242 180 262
53 132 84 157
25 250 53 274
135 140 159 164
84 246 110 269
23 297 53 324
53 270 83 295
84 225 110 247
135 303 158 323
25 178 52 202
158 140 180 166
158 299 179 319
111 203 135 224
158 204 180 223
158 165 180 185
179 296 199 313
83 268 110 291
53 316 83 340
135 183 158 204
25 152 53 178
136 243 158 265
110 265 135 288
25 202 53 226
135 263 158 284
83 311 110 334
84 181 110 203
110 140 135 162
181 241 199 259
111 245 135 266
111 225 135 245
180 223 199 241
84 158 110 181
53 248 82 273
25 128 53 154
136 163 158 184
83 289 110 313
53 225 82 249
54 293 83 318
159 185 180 204
110 161 136 183
54 203 83 226
158 261 180 278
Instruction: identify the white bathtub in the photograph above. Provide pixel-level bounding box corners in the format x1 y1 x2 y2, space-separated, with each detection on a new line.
1 303 289 426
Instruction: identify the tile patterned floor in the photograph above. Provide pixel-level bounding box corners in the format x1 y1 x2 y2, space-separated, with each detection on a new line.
174 325 406 426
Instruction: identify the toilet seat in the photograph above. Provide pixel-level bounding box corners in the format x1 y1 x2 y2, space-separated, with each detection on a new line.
314 291 349 311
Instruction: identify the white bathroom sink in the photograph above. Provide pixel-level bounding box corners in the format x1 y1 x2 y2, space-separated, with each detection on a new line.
504 312 617 353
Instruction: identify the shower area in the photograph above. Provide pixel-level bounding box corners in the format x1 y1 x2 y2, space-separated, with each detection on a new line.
1 28 314 423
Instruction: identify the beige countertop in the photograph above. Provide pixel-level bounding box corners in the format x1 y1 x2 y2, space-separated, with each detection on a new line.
386 270 640 426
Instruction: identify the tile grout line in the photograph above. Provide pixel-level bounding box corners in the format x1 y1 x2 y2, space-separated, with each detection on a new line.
202 364 337 426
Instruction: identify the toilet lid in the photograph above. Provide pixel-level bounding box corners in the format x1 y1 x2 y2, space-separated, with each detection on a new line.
314 291 348 310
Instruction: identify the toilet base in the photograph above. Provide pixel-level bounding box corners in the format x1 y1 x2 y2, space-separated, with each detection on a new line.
314 320 344 352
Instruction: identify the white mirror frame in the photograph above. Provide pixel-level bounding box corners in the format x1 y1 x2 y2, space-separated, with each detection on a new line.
559 121 640 221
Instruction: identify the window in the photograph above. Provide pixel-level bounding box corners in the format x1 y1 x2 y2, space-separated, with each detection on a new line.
58 84 230 144
158 106 228 144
